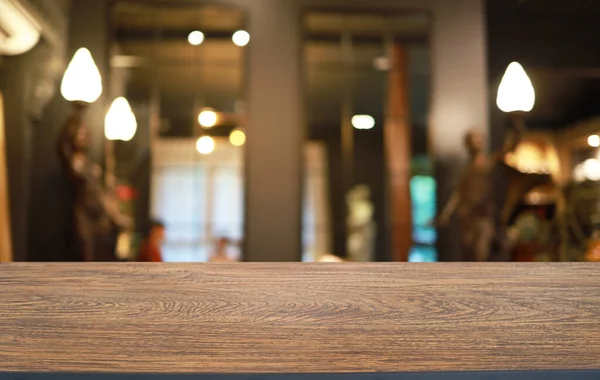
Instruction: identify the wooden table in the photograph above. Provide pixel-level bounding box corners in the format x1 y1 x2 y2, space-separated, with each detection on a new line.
1 263 599 373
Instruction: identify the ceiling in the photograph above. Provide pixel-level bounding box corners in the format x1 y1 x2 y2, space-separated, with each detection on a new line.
304 11 429 37
111 2 430 140
113 2 246 31
488 0 600 15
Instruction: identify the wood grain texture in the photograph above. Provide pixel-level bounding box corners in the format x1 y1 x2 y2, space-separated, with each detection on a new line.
1 263 600 373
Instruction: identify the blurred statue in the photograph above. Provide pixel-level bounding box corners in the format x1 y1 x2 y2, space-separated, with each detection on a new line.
346 184 376 262
57 105 129 261
437 124 522 261
562 181 600 261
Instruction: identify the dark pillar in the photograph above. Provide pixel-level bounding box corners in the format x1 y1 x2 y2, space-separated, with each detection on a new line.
243 0 303 261
431 1 488 262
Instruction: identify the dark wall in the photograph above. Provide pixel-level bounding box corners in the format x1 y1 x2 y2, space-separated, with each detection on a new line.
28 0 109 261
27 85 73 261
1 38 68 261
1 0 113 261
2 47 75 262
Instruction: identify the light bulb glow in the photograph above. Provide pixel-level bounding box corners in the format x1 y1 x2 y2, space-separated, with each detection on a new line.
61 48 103 103
232 30 250 47
588 135 600 148
496 62 535 113
504 142 550 174
574 164 586 183
229 129 246 147
0 0 41 56
198 109 219 128
188 31 205 46
352 114 375 130
583 158 600 182
196 136 215 155
105 97 137 141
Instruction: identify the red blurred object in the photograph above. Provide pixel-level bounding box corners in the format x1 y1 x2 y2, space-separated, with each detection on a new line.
586 236 600 262
512 242 541 262
115 185 138 201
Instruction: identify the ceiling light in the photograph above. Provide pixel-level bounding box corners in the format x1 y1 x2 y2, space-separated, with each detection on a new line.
61 48 103 103
496 61 535 113
188 31 204 46
105 97 137 141
196 136 215 155
588 135 600 148
583 158 600 182
198 109 218 128
352 114 375 130
229 129 246 147
232 30 250 47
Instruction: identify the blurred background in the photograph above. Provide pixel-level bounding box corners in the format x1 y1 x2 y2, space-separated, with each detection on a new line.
2 0 600 263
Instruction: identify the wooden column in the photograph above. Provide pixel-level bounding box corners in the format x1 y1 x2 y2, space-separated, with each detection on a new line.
385 44 413 262
0 53 31 262
0 92 13 262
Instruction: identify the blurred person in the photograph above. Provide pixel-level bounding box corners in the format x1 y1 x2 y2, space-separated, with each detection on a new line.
210 237 233 262
138 221 166 262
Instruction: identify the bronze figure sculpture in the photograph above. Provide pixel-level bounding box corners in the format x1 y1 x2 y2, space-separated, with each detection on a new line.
437 122 523 262
57 103 129 262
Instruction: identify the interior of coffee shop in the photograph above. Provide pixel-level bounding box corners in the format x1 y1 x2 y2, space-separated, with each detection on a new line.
2 0 600 264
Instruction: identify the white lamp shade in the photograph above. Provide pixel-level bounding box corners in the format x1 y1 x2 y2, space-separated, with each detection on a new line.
105 97 137 141
496 62 535 113
61 48 103 103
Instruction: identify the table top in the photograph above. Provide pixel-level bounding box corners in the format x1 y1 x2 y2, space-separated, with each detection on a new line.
1 372 600 380
1 263 599 373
